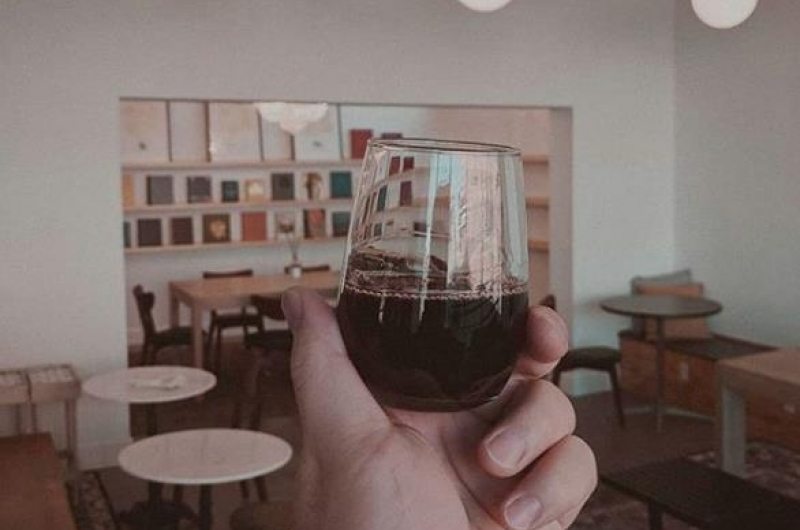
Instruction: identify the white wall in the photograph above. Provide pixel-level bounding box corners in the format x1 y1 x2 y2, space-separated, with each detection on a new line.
0 0 676 465
675 1 800 347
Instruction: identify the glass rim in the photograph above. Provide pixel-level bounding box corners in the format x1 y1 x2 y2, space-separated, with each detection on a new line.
368 137 521 156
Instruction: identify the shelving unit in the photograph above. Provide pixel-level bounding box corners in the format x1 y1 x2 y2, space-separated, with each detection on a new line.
126 236 346 255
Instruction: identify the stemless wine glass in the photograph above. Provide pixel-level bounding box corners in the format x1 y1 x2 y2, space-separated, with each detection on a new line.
336 138 529 411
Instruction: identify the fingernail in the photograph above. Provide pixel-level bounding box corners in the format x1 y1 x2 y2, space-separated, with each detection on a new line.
282 289 304 328
504 494 542 530
485 428 525 469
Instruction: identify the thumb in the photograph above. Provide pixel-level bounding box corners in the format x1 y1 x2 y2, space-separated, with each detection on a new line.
282 288 389 451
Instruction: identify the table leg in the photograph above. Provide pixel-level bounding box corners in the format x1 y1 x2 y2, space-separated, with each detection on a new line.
192 305 204 370
199 485 213 530
717 381 746 476
655 318 666 433
647 504 664 530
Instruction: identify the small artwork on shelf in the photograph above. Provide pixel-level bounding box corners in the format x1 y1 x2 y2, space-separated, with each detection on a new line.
186 175 212 204
388 156 401 175
331 212 351 237
122 174 135 208
221 180 240 203
271 172 295 201
170 217 194 246
402 156 415 171
372 222 383 238
202 214 231 244
399 181 413 206
293 107 342 161
349 129 373 160
303 209 327 239
329 171 352 198
146 175 174 205
304 172 324 201
137 218 163 247
275 212 298 239
413 221 428 235
244 179 266 202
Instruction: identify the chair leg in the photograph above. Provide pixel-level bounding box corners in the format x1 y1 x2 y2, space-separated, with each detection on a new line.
254 476 268 502
215 327 223 373
608 365 626 428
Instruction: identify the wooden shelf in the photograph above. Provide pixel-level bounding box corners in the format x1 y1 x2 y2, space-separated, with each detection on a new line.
522 155 549 165
124 198 353 215
125 236 346 255
525 196 549 208
528 238 549 252
122 159 364 172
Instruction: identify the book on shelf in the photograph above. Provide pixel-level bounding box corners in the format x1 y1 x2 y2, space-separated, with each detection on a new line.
275 212 298 239
221 180 240 203
122 173 135 208
304 172 324 200
399 181 413 206
241 212 268 242
202 214 231 244
329 171 352 198
244 179 266 202
349 129 373 159
331 211 351 237
123 221 130 249
137 218 163 247
303 209 327 239
271 172 295 201
376 186 388 212
146 175 174 205
170 217 194 246
402 156 415 171
388 156 401 175
372 222 383 238
186 175 212 204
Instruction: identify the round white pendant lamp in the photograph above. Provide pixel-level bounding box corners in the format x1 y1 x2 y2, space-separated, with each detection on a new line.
691 0 759 29
457 0 514 13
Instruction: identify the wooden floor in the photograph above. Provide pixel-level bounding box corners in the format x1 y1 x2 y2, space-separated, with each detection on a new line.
98 346 716 529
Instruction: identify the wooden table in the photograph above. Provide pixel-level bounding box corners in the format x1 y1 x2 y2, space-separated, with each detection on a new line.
716 348 800 476
169 270 341 369
0 433 77 530
601 294 723 432
119 428 292 530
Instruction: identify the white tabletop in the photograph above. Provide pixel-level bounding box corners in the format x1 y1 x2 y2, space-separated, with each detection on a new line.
82 366 216 404
118 428 293 485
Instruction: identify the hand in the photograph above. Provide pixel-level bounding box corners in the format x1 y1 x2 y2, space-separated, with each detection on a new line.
282 288 597 530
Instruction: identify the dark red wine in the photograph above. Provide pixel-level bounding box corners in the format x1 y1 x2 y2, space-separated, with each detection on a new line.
337 283 529 411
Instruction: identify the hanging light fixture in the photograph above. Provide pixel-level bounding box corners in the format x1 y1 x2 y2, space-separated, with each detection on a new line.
457 0 513 13
691 0 759 29
254 102 329 135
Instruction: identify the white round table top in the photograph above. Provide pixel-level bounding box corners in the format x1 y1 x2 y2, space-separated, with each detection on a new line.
82 366 216 404
118 428 293 486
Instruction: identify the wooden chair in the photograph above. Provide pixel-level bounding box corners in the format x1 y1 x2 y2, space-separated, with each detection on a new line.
229 501 293 530
202 269 263 373
132 284 200 366
232 294 294 502
541 294 626 427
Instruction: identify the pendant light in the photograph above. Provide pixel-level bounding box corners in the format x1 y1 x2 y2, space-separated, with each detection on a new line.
691 0 759 29
457 0 513 13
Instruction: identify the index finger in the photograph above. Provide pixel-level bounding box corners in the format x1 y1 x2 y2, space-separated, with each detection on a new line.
515 305 568 379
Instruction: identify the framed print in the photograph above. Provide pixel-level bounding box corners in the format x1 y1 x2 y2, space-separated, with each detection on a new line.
120 100 169 164
202 214 231 244
303 208 327 239
271 172 295 201
330 171 353 198
293 107 342 161
331 211 351 237
208 102 261 162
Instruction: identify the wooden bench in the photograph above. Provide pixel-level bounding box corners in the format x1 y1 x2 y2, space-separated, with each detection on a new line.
602 458 800 530
0 433 77 530
618 330 800 451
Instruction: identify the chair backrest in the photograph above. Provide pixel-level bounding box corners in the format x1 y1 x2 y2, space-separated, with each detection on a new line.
132 284 157 342
251 294 286 322
538 294 556 311
283 264 331 274
202 268 254 279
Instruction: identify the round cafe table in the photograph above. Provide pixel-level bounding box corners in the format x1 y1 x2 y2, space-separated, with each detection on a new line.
83 366 217 528
600 294 722 432
119 428 293 530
